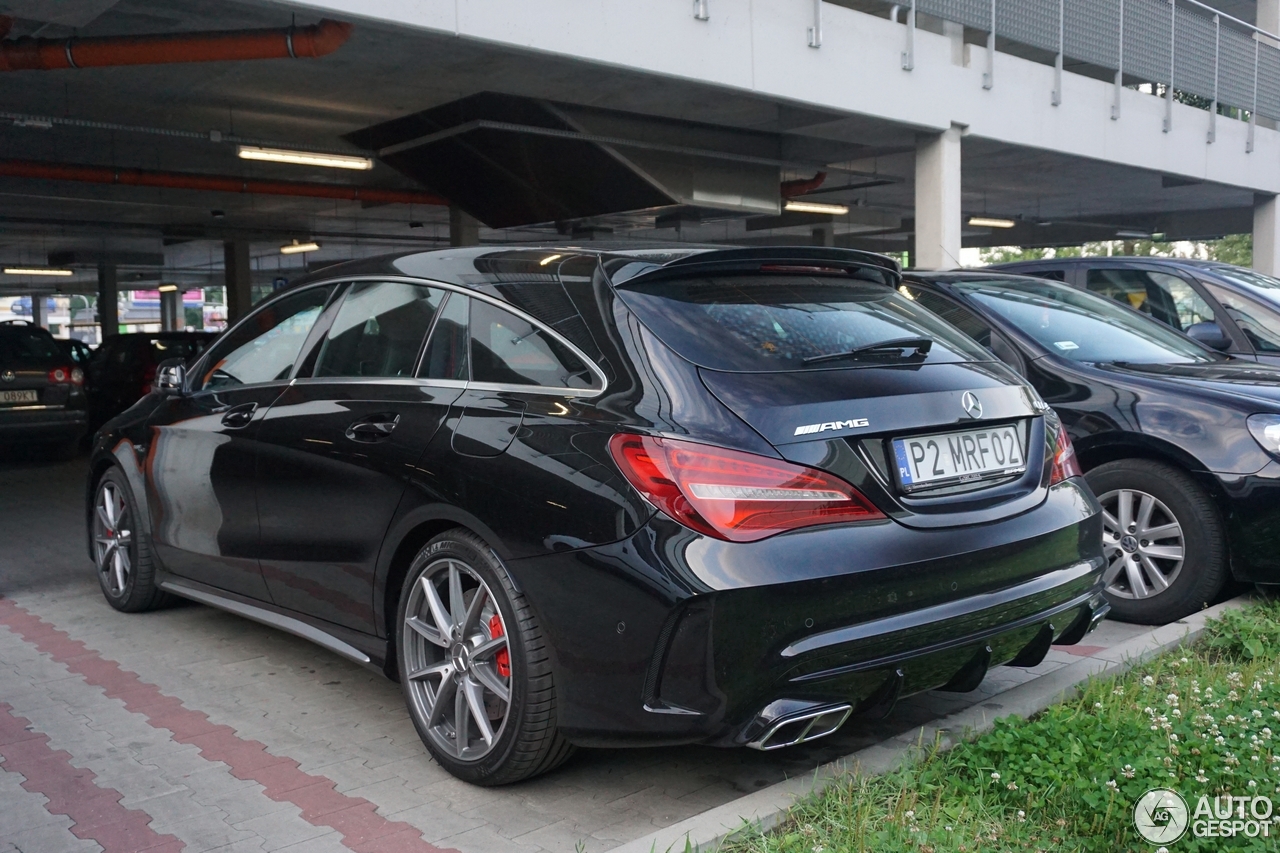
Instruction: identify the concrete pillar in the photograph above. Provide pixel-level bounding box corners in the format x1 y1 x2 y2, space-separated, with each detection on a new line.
160 287 182 331
29 294 46 329
1254 194 1279 275
811 222 835 247
1260 0 1279 36
449 206 480 247
914 125 964 270
224 241 252 323
97 263 118 341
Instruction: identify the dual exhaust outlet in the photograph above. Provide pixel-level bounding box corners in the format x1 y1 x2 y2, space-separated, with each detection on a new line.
745 701 853 751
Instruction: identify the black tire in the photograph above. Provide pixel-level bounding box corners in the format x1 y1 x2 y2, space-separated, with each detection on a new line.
1086 459 1228 625
396 530 574 785
91 468 170 612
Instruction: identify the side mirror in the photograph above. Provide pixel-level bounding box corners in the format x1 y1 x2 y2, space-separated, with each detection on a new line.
153 358 187 396
1185 321 1232 351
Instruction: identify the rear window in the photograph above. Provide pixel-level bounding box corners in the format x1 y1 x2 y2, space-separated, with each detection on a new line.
614 274 992 372
0 326 62 364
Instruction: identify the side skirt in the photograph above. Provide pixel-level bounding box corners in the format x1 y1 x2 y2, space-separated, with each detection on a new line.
158 575 388 672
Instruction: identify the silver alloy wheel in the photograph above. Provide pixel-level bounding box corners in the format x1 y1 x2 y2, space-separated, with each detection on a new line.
1099 488 1185 600
402 558 511 762
93 481 133 597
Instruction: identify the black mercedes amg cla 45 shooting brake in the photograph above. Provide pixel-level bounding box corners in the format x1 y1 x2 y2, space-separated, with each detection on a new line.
87 246 1108 785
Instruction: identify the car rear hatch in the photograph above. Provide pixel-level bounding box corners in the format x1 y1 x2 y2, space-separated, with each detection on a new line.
611 255 1053 528
0 324 74 411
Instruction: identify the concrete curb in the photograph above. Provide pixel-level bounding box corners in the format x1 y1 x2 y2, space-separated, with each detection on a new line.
611 594 1256 853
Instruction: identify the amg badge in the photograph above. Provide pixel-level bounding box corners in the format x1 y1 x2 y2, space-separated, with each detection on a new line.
794 418 870 436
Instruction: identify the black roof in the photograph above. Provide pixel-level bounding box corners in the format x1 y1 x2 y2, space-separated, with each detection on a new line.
289 245 901 291
993 256 1238 271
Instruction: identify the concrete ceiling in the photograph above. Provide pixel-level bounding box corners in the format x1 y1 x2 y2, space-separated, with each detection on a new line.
0 0 1263 294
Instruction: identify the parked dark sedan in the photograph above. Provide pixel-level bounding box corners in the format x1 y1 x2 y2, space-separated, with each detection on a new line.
900 271 1280 623
85 331 214 430
993 257 1280 365
88 247 1106 785
0 320 87 453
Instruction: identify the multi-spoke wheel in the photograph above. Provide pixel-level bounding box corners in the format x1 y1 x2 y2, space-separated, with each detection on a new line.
402 558 511 762
397 530 574 785
1099 488 1184 600
1086 459 1227 625
91 468 168 612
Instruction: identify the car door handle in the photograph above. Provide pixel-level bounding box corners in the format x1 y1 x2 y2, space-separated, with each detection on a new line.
346 413 400 443
220 402 258 429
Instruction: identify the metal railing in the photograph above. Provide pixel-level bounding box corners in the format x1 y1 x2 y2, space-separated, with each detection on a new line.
801 0 1280 146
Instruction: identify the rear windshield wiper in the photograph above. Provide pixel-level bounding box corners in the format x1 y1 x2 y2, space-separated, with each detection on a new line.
802 336 934 366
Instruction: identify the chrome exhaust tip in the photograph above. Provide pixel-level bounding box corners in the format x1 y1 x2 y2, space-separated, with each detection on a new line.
746 703 853 751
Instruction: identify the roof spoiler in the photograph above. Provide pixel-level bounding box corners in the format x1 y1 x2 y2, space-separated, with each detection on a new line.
609 246 902 287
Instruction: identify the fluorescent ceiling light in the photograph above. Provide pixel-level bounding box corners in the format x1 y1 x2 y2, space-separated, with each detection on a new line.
238 145 373 171
968 216 1017 229
280 240 321 255
784 200 850 216
157 284 179 292
1115 229 1151 239
4 267 73 276
539 254 562 266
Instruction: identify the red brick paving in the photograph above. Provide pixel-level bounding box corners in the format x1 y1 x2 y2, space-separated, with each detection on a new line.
0 595 458 853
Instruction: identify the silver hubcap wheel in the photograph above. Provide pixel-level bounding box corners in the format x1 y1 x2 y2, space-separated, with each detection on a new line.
403 558 511 762
1099 488 1185 600
93 482 133 597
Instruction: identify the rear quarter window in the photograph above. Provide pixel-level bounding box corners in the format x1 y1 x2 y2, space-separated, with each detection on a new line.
0 326 62 363
614 274 993 372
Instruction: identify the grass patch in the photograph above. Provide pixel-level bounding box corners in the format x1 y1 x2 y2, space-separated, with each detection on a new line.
727 600 1280 853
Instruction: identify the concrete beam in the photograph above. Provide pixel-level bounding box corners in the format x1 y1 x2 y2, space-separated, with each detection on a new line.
914 126 963 270
1255 194 1279 275
224 241 252 323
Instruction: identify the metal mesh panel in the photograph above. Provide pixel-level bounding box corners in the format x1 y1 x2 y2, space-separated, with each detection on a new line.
855 0 1276 119
917 0 990 31
1063 0 1119 69
998 0 1059 53
1173 6 1216 101
1259 43 1280 120
1218 27 1256 111
1124 0 1173 84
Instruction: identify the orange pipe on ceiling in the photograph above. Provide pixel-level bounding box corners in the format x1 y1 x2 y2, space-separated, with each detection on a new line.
0 159 448 207
0 18 353 72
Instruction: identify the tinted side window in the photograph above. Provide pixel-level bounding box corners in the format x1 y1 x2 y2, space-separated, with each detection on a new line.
469 300 596 389
420 293 469 381
1086 268 1214 332
903 285 1025 372
315 282 445 378
0 327 61 363
197 286 333 391
1201 281 1280 353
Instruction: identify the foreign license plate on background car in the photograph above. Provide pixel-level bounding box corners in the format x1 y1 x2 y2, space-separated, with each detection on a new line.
893 424 1025 491
0 390 37 405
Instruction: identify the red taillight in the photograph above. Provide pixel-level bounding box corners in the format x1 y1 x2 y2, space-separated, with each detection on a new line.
1049 422 1082 485
47 366 81 385
608 434 884 543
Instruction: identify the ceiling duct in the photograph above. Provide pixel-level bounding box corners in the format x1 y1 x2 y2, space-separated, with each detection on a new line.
347 93 783 229
0 16 352 72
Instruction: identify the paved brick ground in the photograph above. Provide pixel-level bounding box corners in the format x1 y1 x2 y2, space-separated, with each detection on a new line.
0 449 1147 853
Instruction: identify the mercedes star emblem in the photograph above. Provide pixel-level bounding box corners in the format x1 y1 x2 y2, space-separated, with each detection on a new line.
961 391 983 419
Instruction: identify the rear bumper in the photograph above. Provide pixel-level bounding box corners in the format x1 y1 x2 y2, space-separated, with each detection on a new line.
0 408 87 444
508 478 1106 748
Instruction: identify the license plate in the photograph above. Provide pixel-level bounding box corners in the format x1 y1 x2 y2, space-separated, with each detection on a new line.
893 424 1025 491
0 390 38 405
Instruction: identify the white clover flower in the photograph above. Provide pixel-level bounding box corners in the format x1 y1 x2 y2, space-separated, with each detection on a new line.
1227 715 1237 723
1113 686 1125 696
1167 693 1180 705
1144 676 1155 686
1250 780 1258 788
991 771 1000 782
904 810 914 819
1123 765 1136 778
1095 702 1103 709
1106 779 1118 790
1217 736 1227 745
1170 733 1179 741
1007 782 1018 791
1172 709 1182 717
1229 691 1241 701
1196 772 1209 783
1254 710 1264 719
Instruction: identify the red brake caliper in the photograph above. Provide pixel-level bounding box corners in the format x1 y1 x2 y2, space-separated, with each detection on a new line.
487 614 511 678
